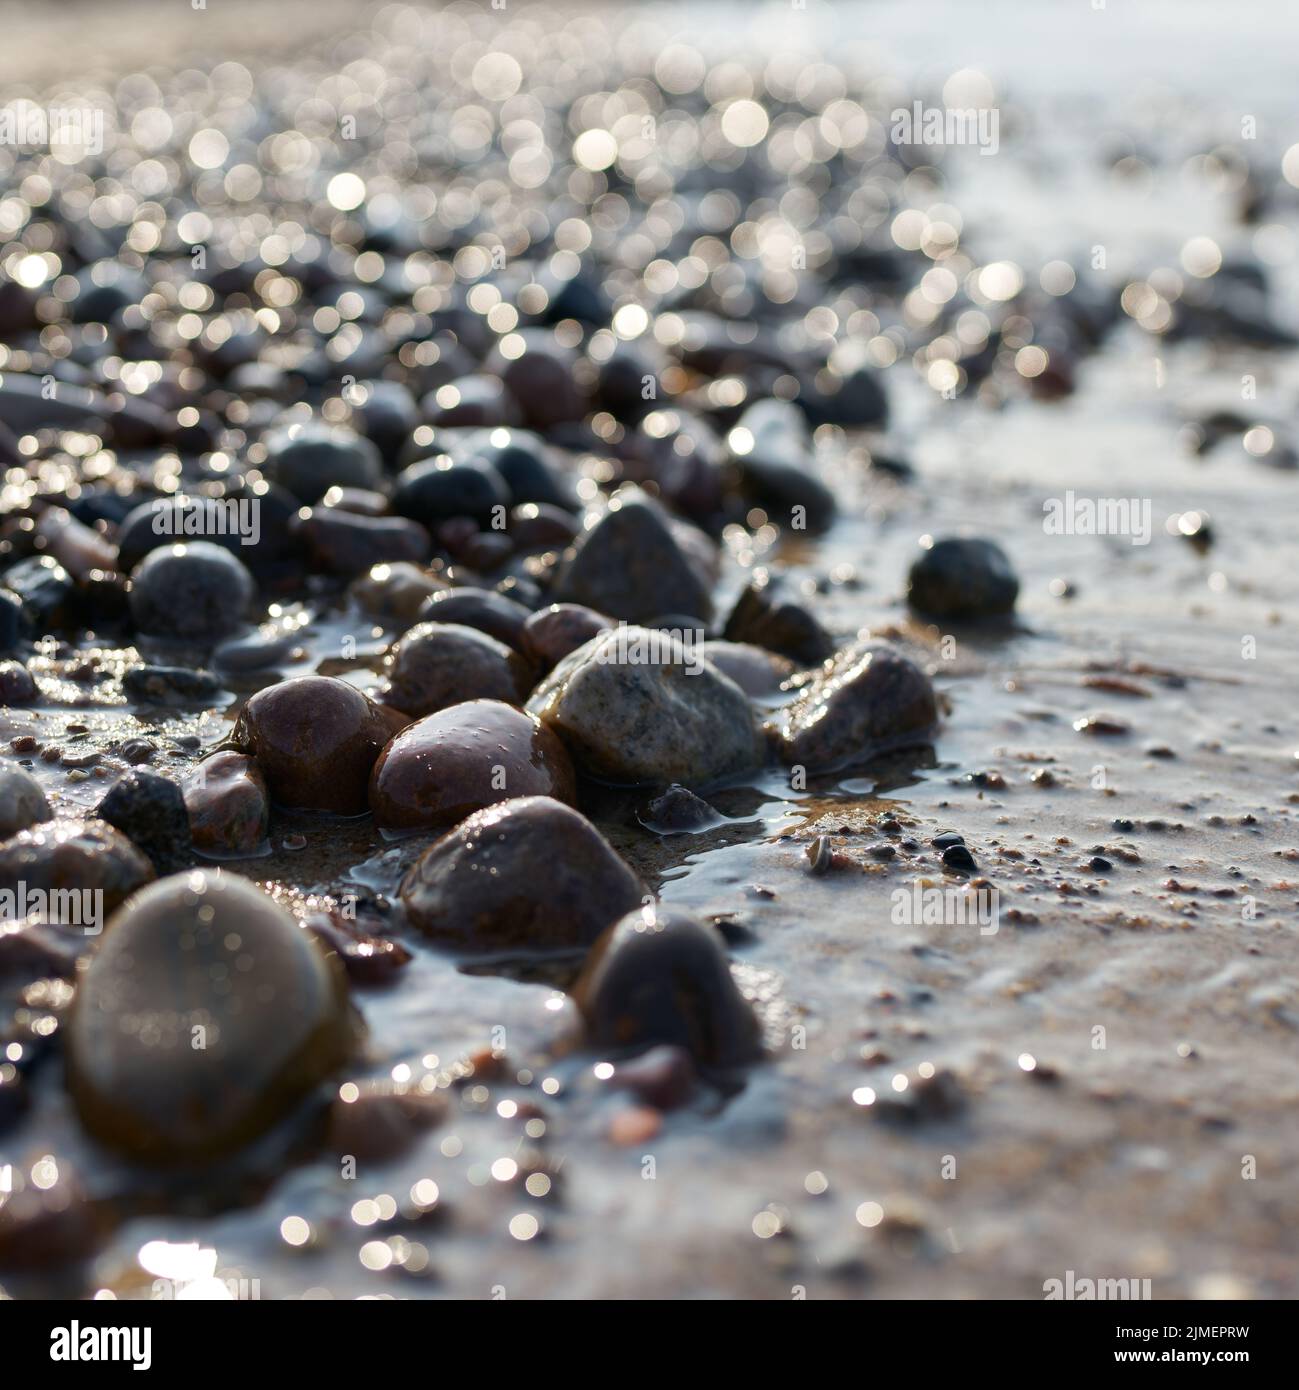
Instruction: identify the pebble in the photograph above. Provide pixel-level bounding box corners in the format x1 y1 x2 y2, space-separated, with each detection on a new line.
0 1160 101 1268
369 698 576 832
129 541 256 642
942 844 978 873
611 1045 698 1110
0 766 52 839
121 665 221 704
0 659 36 703
382 621 532 717
65 870 358 1161
416 585 533 651
293 507 431 576
723 572 834 665
392 457 510 528
230 675 408 814
349 561 448 625
211 626 297 674
572 906 763 1068
2 555 78 634
509 502 580 554
0 818 154 920
769 641 938 774
399 795 642 951
700 640 794 696
325 1081 445 1163
638 784 721 833
93 769 193 876
262 421 383 503
552 490 713 624
520 603 612 670
528 627 765 788
908 537 1019 620
182 751 271 858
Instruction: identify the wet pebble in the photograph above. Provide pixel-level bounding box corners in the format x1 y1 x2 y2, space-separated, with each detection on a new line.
0 818 154 919
121 665 221 704
262 422 383 504
769 641 938 774
392 456 510 529
0 1160 101 1268
129 542 256 642
325 1081 445 1163
0 767 52 839
638 784 721 834
520 603 612 671
0 659 36 703
700 640 794 696
93 769 192 876
528 627 764 788
723 571 834 665
370 698 576 832
572 906 763 1068
182 751 270 858
230 675 408 814
552 490 713 624
66 871 358 1161
400 795 642 951
382 621 532 717
211 626 297 674
611 1045 698 1111
417 584 532 651
908 537 1019 620
349 561 448 625
293 507 431 576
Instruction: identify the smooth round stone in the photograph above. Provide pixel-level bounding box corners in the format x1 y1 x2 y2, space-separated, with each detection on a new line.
417 585 532 651
701 640 794 696
486 331 588 429
383 621 531 717
230 675 408 814
422 373 523 428
768 641 938 774
552 491 714 623
0 766 52 839
66 871 357 1162
183 752 270 857
0 588 22 648
115 495 252 572
464 431 576 510
0 818 153 920
211 627 297 674
392 457 510 528
572 906 763 1068
796 363 889 429
0 659 36 703
369 699 576 833
320 486 390 516
122 665 221 704
349 562 448 626
521 603 612 670
354 380 419 463
93 769 192 876
510 502 579 553
527 628 764 788
262 422 383 504
2 555 78 633
292 507 431 576
723 572 833 665
400 796 642 952
734 453 837 532
908 537 1020 619
129 542 256 642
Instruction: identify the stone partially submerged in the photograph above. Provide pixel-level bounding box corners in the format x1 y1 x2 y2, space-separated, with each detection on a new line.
400 796 643 952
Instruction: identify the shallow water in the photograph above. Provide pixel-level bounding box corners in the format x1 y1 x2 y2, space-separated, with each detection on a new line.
3 0 1299 1301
